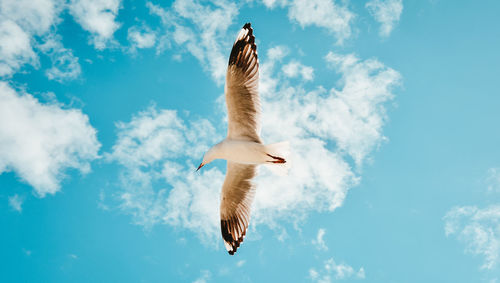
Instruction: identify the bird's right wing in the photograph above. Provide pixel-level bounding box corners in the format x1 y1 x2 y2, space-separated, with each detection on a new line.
225 23 261 143
220 161 257 255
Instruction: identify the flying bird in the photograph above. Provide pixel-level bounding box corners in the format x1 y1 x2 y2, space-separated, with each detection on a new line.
197 23 290 255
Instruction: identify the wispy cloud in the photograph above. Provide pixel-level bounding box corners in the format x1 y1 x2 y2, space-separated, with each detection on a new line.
485 168 500 193
444 168 500 274
262 0 355 44
0 82 101 196
38 34 82 82
366 0 403 37
236 260 246 267
312 228 328 250
107 46 400 245
309 257 365 282
148 0 238 83
8 194 24 212
192 270 211 283
444 205 500 270
0 0 64 77
0 0 122 78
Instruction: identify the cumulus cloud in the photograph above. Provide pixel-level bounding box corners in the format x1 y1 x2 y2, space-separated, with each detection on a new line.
148 0 238 83
38 35 82 82
366 0 403 37
282 60 314 81
69 0 122 49
128 25 156 50
107 47 400 245
8 194 24 212
261 0 355 44
444 205 500 270
309 258 365 282
0 82 101 196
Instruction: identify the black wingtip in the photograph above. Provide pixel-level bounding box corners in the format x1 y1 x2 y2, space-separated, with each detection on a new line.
228 23 258 67
221 219 246 255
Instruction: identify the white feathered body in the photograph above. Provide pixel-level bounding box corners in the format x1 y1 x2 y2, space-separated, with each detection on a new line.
214 140 269 164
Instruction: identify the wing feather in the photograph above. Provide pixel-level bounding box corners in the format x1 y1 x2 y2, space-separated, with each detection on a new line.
225 23 261 143
220 162 257 255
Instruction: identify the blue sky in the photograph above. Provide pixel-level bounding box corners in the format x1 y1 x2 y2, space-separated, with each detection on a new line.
1 0 500 282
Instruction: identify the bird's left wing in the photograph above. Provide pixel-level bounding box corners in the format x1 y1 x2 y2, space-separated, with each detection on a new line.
225 23 261 143
220 161 257 255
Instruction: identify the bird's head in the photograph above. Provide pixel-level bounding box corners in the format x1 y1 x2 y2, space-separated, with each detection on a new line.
197 145 219 172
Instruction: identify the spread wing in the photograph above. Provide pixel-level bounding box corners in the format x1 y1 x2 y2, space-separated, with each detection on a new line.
220 162 257 255
225 23 261 143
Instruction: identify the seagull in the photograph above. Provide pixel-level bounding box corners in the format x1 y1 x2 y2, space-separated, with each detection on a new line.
197 23 289 255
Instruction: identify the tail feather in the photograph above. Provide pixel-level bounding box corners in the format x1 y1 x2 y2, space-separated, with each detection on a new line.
263 141 291 176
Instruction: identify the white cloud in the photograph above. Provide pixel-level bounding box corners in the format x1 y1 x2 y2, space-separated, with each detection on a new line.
0 0 63 35
282 60 314 81
69 0 122 49
267 46 289 61
321 51 401 165
193 270 211 283
366 0 403 37
280 0 355 44
106 107 222 238
261 0 288 9
0 20 37 76
8 194 24 212
0 0 122 78
38 35 81 82
309 258 365 282
444 205 500 270
148 0 238 83
0 82 101 196
312 228 328 250
128 25 156 50
0 0 66 76
107 48 400 245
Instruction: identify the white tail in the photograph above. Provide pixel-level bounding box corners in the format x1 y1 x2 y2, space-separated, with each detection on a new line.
263 141 291 176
